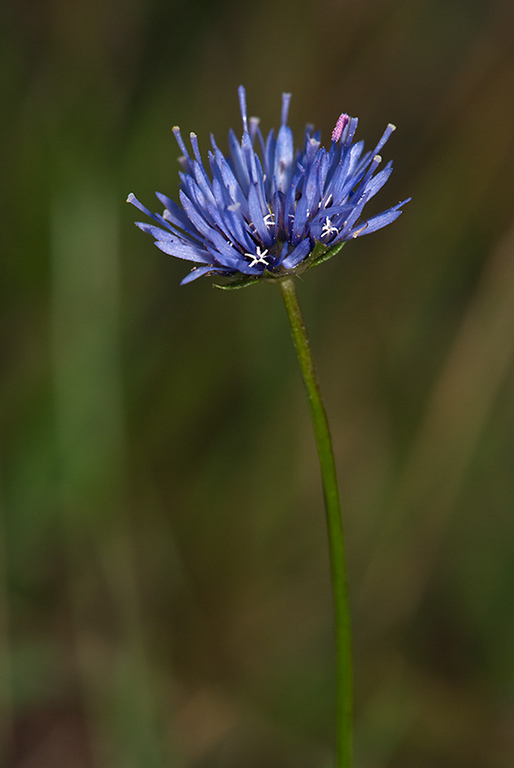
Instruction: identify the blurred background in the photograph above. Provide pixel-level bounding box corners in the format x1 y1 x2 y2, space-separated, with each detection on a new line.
2 0 514 765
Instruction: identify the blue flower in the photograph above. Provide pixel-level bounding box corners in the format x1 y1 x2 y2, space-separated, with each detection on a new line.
128 86 409 287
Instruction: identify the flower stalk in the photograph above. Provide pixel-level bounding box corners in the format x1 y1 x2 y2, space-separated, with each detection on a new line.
128 86 409 768
279 276 352 768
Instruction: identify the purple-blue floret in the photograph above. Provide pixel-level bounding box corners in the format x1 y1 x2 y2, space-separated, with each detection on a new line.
128 86 409 285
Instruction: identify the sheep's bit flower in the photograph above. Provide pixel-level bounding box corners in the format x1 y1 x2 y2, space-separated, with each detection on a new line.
128 87 409 288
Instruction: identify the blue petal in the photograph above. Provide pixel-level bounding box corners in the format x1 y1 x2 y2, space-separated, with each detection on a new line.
154 238 212 263
263 128 276 193
210 238 248 269
180 265 230 285
335 190 372 240
172 127 193 173
134 221 171 240
292 154 322 242
349 210 401 237
238 85 248 133
241 132 267 211
211 148 248 212
275 241 290 266
283 175 300 237
228 129 250 193
370 123 396 160
274 124 294 193
250 117 266 159
281 92 292 125
134 221 168 240
179 190 216 239
362 163 393 200
281 238 312 269
155 192 192 232
309 204 353 240
350 198 410 237
354 154 383 196
248 184 273 246
191 158 217 207
325 142 364 202
342 117 359 148
204 240 258 274
127 193 175 233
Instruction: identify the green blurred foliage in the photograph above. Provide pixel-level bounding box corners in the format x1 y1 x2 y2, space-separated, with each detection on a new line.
2 0 514 765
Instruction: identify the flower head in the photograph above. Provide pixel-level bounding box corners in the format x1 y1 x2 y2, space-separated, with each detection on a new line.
128 87 409 287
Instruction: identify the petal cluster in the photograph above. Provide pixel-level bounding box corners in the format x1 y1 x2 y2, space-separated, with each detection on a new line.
128 86 409 285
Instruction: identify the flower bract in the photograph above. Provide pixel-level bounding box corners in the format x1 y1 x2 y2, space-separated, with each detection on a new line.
128 87 409 287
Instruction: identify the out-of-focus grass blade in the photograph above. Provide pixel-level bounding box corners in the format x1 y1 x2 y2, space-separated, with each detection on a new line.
50 177 175 768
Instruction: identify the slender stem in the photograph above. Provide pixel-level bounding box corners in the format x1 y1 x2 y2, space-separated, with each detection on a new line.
279 276 353 768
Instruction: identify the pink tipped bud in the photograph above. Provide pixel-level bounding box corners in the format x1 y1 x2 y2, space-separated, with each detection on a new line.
331 113 349 143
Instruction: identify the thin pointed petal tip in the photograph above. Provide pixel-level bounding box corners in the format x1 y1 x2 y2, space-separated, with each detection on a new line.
128 87 409 285
238 85 248 132
281 92 292 126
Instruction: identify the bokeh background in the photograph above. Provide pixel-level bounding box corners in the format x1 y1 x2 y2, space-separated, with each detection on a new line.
2 0 514 765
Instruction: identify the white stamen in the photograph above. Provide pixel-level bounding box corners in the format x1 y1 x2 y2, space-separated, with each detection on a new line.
321 217 339 239
245 246 270 268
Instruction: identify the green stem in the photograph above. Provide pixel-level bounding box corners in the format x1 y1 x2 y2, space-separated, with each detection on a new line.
279 276 353 768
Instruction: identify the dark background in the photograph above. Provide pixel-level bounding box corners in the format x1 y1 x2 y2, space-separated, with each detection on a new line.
2 0 514 766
